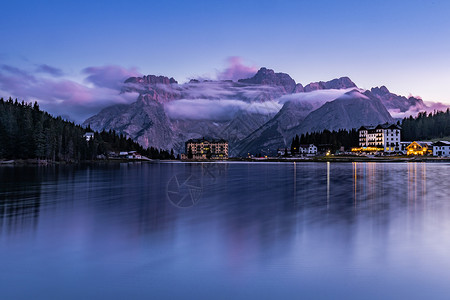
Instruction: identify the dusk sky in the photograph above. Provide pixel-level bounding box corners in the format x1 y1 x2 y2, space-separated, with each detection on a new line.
1 0 449 120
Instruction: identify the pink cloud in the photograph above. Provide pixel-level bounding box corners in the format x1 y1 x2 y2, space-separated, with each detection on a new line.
389 101 449 119
0 64 140 122
217 56 257 82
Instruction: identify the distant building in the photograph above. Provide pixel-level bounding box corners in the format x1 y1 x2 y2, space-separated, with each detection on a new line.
406 141 433 156
432 141 450 157
119 152 129 158
127 151 142 160
299 144 317 156
400 141 411 154
185 138 228 160
278 144 317 157
277 148 292 156
317 144 334 155
354 123 401 153
84 132 94 141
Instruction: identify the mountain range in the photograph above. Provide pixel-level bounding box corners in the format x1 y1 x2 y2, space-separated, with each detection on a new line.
84 67 428 156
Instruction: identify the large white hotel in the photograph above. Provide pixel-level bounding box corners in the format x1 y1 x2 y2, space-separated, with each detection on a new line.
356 123 402 153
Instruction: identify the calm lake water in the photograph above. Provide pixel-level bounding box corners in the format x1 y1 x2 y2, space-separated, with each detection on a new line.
1 162 450 299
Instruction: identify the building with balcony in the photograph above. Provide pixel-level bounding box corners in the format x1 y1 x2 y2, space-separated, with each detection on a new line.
185 138 229 160
354 123 401 153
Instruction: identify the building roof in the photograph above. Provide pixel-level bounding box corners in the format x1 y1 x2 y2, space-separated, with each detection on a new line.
358 123 401 131
432 141 450 146
186 138 228 144
407 141 432 148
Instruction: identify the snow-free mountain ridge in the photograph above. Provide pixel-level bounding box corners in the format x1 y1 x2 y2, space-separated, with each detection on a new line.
84 67 428 156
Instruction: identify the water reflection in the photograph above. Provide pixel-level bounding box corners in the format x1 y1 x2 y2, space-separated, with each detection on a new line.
0 167 42 235
1 162 450 299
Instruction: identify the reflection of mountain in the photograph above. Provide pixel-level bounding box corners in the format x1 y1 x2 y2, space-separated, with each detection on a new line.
84 67 429 156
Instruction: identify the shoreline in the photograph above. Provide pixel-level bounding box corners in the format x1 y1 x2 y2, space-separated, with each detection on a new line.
180 156 450 163
2 156 450 166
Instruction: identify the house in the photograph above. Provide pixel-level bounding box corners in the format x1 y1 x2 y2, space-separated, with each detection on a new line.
354 123 401 153
119 152 129 158
432 141 450 157
185 138 229 160
400 141 411 154
406 141 433 156
277 148 292 156
299 144 317 156
127 151 142 160
317 144 334 155
84 132 94 141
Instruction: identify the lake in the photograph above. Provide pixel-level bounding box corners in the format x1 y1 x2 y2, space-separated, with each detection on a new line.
1 162 450 299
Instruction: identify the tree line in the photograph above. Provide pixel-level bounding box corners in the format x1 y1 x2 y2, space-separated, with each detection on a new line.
289 109 450 154
401 109 450 141
290 129 359 153
0 97 175 161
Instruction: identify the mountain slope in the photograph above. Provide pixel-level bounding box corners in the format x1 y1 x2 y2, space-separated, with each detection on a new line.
370 86 425 113
235 89 394 156
83 67 431 156
288 90 393 136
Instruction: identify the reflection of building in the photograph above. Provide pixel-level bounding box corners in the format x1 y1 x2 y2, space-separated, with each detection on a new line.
354 123 401 153
406 141 432 156
432 141 450 157
185 138 229 160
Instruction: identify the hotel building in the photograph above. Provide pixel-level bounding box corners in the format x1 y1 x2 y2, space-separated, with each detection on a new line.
185 138 229 160
355 123 401 153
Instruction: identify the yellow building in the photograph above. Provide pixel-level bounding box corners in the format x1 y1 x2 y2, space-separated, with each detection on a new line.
406 141 432 156
185 138 229 160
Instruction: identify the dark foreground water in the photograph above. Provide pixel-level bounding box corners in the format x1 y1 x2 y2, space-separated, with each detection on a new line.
1 162 450 299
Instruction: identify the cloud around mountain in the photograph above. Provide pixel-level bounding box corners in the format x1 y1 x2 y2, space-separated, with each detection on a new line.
0 63 140 121
216 56 257 81
165 99 282 121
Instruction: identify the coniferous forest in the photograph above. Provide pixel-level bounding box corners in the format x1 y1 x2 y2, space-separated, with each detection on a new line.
0 97 175 161
290 129 359 153
401 109 450 141
290 110 450 153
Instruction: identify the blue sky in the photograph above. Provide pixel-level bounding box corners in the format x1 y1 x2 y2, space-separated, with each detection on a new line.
1 0 449 119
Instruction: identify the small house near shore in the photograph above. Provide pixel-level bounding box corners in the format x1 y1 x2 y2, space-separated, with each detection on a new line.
432 141 450 157
406 141 433 156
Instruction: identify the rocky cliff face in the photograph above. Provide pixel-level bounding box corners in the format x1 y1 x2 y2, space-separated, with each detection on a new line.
84 67 427 156
371 86 425 113
234 89 394 156
125 75 177 85
304 77 356 92
287 90 393 137
238 67 297 93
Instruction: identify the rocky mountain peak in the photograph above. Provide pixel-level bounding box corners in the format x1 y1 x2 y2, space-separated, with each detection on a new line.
125 75 178 85
371 86 390 95
304 77 357 92
238 67 297 93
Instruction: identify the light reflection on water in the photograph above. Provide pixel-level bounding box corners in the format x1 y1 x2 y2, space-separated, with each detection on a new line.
1 162 450 299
